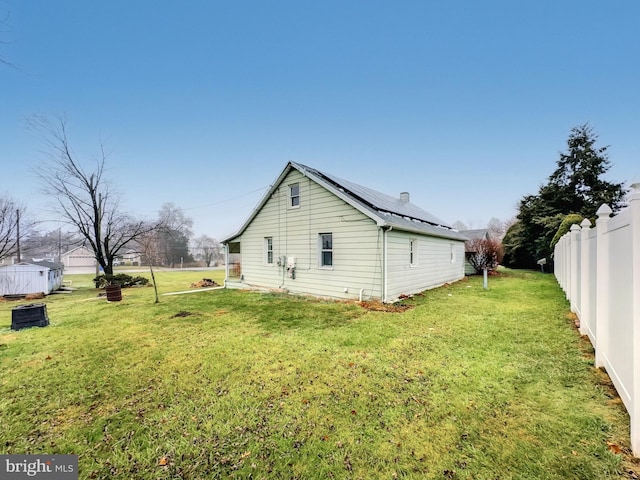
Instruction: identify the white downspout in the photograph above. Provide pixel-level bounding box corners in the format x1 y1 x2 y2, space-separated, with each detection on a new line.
223 244 229 287
382 226 392 303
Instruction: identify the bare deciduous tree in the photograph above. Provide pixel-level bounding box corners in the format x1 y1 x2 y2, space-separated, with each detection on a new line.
0 195 30 262
487 217 513 241
466 237 504 274
193 234 221 267
31 114 157 274
156 203 193 267
135 230 161 303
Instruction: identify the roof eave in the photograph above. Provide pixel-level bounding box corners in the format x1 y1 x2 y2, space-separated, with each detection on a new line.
221 162 300 244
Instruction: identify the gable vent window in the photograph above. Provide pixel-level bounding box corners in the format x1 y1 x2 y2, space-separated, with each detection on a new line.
290 183 300 207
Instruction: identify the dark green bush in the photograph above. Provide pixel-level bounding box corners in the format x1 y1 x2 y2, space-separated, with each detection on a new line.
93 273 150 288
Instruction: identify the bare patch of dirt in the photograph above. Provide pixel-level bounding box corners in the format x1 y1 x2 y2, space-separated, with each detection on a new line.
173 311 193 318
25 293 46 300
191 279 220 288
358 301 414 313
566 311 580 329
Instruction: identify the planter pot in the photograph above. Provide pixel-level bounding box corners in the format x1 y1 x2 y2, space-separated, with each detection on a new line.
105 285 122 302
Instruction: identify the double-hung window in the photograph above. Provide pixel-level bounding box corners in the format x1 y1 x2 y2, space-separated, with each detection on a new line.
289 183 300 207
410 238 417 266
265 237 273 265
319 233 333 267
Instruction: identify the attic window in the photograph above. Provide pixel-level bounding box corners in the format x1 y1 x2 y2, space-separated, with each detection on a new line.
290 183 300 207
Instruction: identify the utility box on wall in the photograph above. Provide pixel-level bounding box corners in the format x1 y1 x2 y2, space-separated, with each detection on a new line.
11 304 50 330
287 257 297 279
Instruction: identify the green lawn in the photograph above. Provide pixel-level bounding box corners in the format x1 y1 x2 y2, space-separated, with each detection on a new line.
0 269 636 479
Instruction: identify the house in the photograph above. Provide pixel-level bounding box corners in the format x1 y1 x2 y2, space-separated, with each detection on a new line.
60 246 94 268
119 249 142 266
60 246 96 272
0 261 64 297
460 229 491 275
221 162 467 302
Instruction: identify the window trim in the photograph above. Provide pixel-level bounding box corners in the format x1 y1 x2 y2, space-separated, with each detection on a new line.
289 183 300 208
265 237 274 265
319 233 333 268
410 238 417 267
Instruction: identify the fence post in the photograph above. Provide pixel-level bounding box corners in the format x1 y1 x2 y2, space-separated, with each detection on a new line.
569 224 581 313
629 183 640 455
579 218 591 336
594 204 612 369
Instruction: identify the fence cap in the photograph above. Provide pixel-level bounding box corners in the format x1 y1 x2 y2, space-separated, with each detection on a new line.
596 204 613 217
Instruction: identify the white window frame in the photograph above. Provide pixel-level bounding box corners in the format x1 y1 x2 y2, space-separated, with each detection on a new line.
450 243 456 263
289 183 300 208
319 233 333 268
265 237 274 265
410 238 417 267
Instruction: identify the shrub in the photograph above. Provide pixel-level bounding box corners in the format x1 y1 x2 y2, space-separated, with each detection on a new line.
550 213 586 249
93 273 150 288
467 238 504 274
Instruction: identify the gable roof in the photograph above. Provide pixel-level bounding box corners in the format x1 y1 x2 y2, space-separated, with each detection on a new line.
61 246 93 257
460 229 490 253
223 162 467 242
0 261 64 270
460 229 490 241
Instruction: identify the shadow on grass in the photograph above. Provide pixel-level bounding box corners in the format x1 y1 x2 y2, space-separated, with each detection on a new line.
229 291 366 331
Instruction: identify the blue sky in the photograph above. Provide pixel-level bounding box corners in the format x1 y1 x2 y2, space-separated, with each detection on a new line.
2 1 639 239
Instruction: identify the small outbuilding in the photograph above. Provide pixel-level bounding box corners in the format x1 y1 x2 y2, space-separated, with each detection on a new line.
0 261 64 297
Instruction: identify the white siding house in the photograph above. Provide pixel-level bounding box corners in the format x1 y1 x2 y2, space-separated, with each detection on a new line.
0 261 64 296
222 162 466 302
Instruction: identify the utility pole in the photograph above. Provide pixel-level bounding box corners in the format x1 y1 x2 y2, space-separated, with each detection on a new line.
16 209 21 263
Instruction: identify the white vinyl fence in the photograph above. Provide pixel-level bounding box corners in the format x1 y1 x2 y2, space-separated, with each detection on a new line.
554 183 640 455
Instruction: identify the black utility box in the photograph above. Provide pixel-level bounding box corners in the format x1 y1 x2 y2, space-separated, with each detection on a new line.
11 304 50 330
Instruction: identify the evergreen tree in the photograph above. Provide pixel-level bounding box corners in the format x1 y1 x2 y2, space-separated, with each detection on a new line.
504 124 626 269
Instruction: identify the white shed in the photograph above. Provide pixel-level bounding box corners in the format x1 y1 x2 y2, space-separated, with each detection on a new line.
0 261 64 296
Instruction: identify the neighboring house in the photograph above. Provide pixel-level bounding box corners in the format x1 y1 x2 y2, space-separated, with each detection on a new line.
60 246 96 270
0 261 64 296
60 246 99 274
460 229 491 275
119 249 142 266
221 162 467 302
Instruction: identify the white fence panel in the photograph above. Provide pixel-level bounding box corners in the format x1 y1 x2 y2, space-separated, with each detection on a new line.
554 183 640 455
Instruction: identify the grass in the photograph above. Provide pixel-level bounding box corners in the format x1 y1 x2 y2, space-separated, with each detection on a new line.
0 268 636 479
